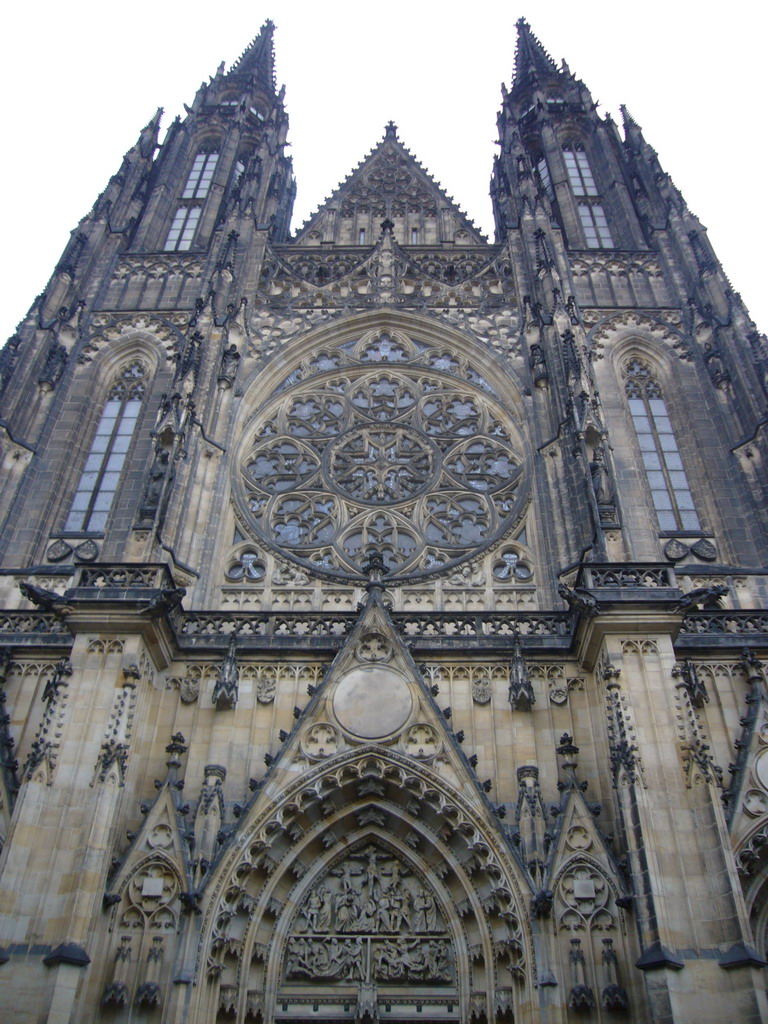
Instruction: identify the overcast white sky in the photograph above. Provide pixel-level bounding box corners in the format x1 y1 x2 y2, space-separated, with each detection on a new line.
2 0 767 341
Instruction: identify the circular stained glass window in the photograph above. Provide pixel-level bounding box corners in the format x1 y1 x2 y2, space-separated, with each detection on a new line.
233 336 528 581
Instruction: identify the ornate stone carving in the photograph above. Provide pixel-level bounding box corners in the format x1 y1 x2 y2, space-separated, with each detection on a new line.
283 843 454 988
472 673 493 704
356 633 392 663
508 637 534 711
400 723 441 759
213 639 238 710
24 660 72 783
302 723 341 760
234 336 527 582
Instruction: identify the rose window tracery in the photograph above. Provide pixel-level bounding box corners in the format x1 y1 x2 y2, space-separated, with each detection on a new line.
234 332 528 580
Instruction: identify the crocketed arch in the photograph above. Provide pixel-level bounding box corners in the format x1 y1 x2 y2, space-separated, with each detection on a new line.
737 823 768 959
237 309 528 415
192 746 535 1024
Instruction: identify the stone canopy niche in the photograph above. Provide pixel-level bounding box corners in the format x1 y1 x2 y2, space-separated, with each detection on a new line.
280 841 456 1002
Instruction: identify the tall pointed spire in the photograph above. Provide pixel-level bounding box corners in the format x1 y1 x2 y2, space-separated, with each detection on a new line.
228 19 276 92
513 18 559 82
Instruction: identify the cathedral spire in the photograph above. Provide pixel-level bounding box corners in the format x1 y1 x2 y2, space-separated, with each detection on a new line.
620 104 645 149
512 18 559 83
228 19 276 93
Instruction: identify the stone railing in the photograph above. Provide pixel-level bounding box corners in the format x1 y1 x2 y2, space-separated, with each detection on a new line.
576 564 677 590
678 611 768 640
0 612 72 646
73 563 176 591
171 610 573 652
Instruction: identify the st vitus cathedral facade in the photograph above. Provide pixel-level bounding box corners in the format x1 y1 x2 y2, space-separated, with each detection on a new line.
1 16 768 1024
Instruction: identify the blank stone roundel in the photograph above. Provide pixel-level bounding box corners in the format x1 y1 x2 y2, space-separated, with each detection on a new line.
332 666 413 739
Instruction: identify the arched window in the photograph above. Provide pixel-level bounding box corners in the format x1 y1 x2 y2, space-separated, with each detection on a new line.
182 151 219 199
563 145 597 196
63 361 147 533
623 358 700 531
164 145 219 251
563 144 614 248
535 156 554 201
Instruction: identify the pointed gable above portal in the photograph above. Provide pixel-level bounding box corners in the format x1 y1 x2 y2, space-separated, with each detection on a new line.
293 123 486 247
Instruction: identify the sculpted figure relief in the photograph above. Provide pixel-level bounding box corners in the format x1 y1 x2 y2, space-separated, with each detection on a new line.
284 844 454 986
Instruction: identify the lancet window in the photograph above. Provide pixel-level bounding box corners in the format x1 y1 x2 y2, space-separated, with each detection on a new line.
164 146 219 250
563 144 614 248
578 203 614 248
623 358 700 531
63 361 147 533
563 145 597 196
163 206 201 251
536 156 554 201
182 150 219 199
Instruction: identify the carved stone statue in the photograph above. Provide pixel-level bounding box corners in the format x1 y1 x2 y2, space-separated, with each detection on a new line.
38 342 68 390
139 447 170 522
508 637 535 711
213 638 238 710
412 888 438 932
218 343 240 387
589 444 614 506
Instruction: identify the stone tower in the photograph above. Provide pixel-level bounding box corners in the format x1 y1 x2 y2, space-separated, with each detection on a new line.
1 19 767 1024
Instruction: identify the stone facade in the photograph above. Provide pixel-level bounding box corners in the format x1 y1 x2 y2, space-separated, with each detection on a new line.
0 18 767 1024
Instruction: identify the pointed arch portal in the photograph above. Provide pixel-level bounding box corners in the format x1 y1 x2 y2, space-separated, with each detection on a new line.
194 747 534 1023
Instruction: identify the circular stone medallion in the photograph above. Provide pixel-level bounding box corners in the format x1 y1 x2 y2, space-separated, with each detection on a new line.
332 666 413 739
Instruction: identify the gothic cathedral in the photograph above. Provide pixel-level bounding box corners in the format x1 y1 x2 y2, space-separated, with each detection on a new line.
1 19 767 1024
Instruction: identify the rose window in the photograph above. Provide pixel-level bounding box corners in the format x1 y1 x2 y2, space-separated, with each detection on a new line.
328 426 437 503
234 334 528 581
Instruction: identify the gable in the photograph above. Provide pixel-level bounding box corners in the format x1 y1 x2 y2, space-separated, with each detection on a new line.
293 127 486 247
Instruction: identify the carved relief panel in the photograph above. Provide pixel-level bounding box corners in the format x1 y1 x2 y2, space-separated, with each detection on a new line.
281 842 455 991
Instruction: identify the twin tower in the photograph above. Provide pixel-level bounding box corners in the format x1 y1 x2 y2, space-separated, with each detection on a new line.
0 19 767 1024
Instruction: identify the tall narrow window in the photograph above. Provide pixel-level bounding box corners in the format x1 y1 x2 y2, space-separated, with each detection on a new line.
182 151 219 199
623 359 700 531
563 145 597 196
164 206 202 251
63 362 147 533
578 204 614 248
536 157 554 201
164 147 219 250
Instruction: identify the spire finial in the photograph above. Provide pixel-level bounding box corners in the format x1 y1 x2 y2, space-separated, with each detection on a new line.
384 121 398 140
228 20 277 92
513 18 559 82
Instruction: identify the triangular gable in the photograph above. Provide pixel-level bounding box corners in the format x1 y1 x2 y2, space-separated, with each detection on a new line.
245 582 504 804
293 124 486 247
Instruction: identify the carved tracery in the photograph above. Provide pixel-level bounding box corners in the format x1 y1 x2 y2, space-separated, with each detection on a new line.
235 331 528 581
